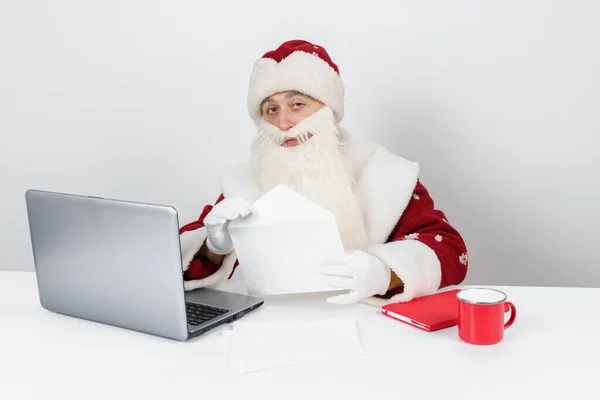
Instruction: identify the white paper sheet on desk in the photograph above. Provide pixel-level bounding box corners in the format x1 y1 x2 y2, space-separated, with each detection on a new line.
219 318 364 374
227 185 348 296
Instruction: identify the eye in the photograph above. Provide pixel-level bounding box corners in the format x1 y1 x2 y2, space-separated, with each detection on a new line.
292 102 305 109
265 106 277 115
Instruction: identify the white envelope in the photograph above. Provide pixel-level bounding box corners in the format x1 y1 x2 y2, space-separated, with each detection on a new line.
227 185 347 296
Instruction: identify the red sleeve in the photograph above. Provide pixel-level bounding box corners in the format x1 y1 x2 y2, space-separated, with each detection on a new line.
380 180 468 298
180 194 226 281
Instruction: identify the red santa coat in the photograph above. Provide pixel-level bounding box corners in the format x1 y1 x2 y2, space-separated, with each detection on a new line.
179 133 468 306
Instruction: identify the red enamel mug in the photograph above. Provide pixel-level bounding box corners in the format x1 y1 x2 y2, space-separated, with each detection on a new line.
456 288 516 345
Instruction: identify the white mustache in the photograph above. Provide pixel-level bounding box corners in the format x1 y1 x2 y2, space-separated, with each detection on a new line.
255 106 336 146
263 123 314 146
282 132 312 145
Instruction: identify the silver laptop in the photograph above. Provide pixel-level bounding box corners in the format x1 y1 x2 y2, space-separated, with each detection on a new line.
24 189 264 341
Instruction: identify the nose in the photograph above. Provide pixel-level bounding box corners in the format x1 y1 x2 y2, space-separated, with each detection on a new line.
276 109 296 131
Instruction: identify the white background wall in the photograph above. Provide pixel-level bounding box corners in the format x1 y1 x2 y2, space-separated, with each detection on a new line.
2 1 599 287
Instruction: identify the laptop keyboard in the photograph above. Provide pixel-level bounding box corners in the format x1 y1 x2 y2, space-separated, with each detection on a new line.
186 303 229 326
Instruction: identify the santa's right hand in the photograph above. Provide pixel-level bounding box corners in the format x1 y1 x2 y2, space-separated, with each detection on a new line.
204 197 257 255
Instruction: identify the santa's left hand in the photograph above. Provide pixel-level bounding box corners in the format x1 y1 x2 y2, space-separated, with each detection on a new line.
317 251 392 304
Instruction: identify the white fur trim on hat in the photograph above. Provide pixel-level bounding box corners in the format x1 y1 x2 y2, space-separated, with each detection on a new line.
247 51 345 123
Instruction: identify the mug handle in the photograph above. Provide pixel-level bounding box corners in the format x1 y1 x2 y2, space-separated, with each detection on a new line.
503 301 516 329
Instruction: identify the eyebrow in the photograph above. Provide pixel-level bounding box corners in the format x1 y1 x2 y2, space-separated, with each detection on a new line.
260 91 308 109
285 90 306 99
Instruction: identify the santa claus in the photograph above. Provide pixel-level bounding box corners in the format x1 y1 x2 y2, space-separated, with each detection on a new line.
179 39 468 306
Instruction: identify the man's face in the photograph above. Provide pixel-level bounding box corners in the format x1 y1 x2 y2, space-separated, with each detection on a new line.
259 91 324 147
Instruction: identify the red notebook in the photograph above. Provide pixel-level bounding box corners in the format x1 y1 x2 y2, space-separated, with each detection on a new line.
381 289 460 332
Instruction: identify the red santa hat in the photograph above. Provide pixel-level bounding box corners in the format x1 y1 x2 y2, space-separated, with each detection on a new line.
247 39 345 124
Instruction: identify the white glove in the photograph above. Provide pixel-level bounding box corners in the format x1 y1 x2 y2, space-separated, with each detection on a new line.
204 197 257 255
317 250 392 304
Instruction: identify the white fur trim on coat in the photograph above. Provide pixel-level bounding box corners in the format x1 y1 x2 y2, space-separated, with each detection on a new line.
183 251 237 291
179 227 237 291
354 145 419 245
247 51 345 123
361 240 442 307
180 227 207 272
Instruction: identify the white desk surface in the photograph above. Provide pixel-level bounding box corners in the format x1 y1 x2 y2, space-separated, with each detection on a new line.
1 271 597 399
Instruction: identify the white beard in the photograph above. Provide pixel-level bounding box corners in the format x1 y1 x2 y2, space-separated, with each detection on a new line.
250 106 370 251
